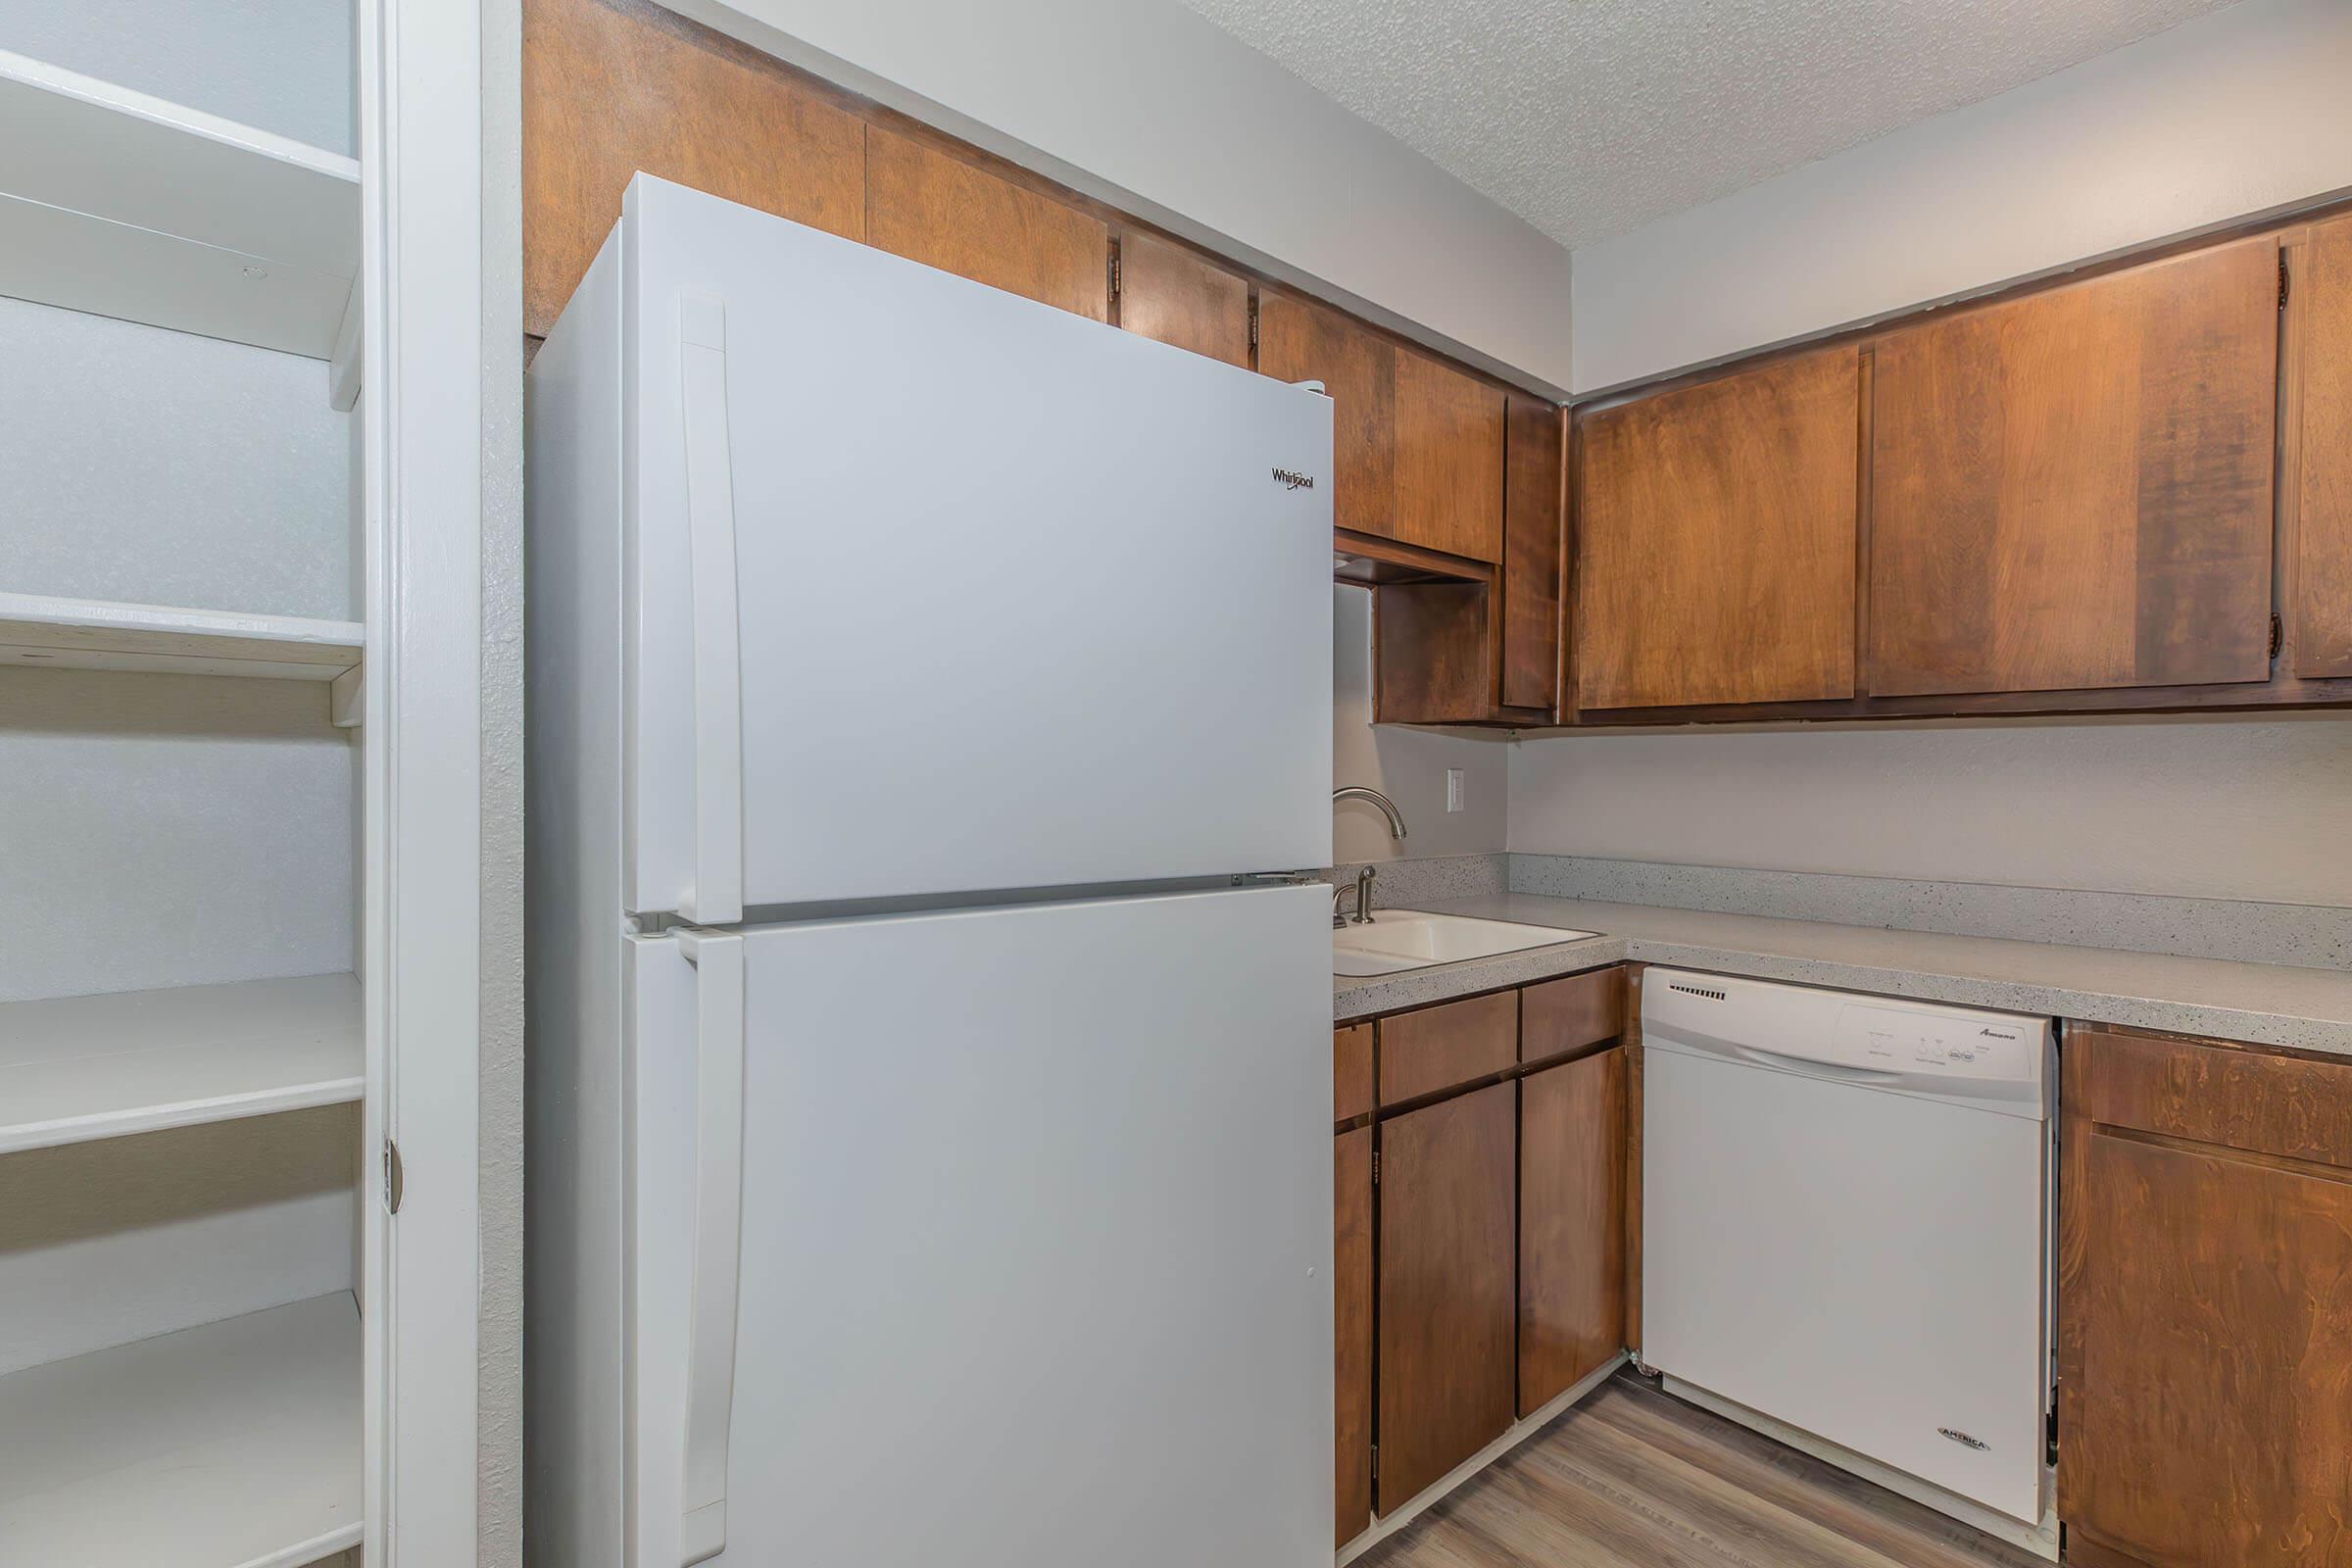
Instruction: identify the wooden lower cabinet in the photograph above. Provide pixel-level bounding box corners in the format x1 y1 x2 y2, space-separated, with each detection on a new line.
1334 1126 1375 1548
1377 1081 1518 1514
2060 1026 2352 1567
1517 1047 1627 1413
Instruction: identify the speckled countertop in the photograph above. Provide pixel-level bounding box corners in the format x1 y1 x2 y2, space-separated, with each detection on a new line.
1333 893 2352 1055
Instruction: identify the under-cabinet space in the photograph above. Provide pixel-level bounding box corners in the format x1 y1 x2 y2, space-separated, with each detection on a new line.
0 1290 362 1567
1871 238 2278 698
0 973 361 1155
1377 1081 1517 1513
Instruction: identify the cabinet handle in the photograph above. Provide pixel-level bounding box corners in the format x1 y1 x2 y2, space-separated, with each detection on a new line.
676 926 747 1566
677 292 744 926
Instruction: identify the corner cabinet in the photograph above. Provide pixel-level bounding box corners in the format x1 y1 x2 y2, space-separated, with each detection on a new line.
1334 966 1630 1551
2058 1024 2352 1568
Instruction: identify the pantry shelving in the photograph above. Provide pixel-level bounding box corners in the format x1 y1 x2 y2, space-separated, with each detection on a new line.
0 591 363 682
0 1292 362 1568
0 973 362 1155
0 46 361 361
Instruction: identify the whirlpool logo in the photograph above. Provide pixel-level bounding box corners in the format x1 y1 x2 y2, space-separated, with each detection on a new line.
1271 467 1316 491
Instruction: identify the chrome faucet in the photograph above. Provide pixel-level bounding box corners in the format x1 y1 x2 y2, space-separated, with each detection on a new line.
1332 787 1407 927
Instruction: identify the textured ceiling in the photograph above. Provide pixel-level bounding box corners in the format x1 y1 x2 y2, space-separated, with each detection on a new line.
1178 0 2237 250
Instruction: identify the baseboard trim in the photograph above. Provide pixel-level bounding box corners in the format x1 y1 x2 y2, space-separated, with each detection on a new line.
1337 1352 1627 1564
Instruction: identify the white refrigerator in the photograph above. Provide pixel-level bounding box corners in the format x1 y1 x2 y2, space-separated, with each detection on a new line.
525 175 1337 1568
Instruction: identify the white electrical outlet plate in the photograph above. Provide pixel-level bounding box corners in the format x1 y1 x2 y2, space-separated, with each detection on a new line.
1446 768 1465 812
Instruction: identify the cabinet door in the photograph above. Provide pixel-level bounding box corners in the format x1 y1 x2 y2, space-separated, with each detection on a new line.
1518 1048 1626 1414
1256 290 1396 540
1872 239 2278 697
865 126 1109 320
1116 232 1250 368
1334 1126 1374 1548
1575 347 1860 710
2296 214 2352 678
1377 1082 1516 1514
1333 1023 1374 1125
2062 1128 2352 1567
1395 350 1505 564
521 0 866 337
1499 396 1564 712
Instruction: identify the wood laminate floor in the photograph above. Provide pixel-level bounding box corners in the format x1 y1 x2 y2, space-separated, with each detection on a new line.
1361 1374 2050 1568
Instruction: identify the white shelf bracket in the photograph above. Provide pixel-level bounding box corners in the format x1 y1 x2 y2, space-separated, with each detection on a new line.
328 275 364 412
329 662 364 728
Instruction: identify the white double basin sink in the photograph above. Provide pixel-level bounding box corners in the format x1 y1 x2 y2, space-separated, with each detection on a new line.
1332 909 1598 976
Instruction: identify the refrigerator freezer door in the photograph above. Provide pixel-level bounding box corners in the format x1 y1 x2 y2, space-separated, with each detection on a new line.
624 883 1333 1568
619 175 1334 915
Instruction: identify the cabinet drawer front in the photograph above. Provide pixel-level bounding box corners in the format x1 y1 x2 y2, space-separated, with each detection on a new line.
1520 967 1624 1063
1379 991 1517 1104
1334 1024 1374 1125
2082 1027 2352 1170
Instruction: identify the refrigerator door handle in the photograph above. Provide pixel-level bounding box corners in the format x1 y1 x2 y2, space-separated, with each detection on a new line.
674 925 746 1566
676 292 745 927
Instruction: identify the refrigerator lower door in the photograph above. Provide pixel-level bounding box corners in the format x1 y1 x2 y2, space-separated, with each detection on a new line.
624 884 1332 1568
617 174 1334 915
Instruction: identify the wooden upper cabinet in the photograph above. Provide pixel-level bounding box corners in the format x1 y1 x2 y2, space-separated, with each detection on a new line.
1498 397 1565 712
2296 215 2352 679
1394 351 1506 564
1871 239 2279 698
1256 290 1397 540
865 126 1109 320
1378 1082 1517 1515
521 0 867 337
1575 347 1861 710
1114 232 1250 368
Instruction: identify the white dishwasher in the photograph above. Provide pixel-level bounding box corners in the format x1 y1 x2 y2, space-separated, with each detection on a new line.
1641 968 2055 1540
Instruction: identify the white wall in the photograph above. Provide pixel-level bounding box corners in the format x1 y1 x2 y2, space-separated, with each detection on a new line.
1333 586 1507 864
0 0 354 154
1570 0 2352 392
1508 715 2352 906
678 0 1576 396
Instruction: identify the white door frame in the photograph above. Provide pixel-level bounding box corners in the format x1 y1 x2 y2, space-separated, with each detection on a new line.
359 0 486 1560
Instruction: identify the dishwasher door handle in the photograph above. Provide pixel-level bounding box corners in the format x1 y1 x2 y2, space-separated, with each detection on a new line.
1721 1040 1907 1086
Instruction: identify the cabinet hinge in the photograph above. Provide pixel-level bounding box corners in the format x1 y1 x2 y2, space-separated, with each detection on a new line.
1371 1148 1381 1185
1371 1444 1379 1480
1248 299 1259 351
2280 255 2290 310
384 1139 405 1214
1107 246 1121 304
2271 612 2284 660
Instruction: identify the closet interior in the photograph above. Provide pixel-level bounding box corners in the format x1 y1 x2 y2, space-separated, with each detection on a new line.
0 2 371 1563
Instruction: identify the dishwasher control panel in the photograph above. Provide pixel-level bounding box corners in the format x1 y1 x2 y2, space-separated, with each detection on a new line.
1835 1003 2038 1083
1642 967 2053 1113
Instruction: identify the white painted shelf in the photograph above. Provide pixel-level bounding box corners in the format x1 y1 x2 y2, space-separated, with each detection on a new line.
0 592 364 683
0 47 361 359
0 973 362 1155
0 1292 362 1567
